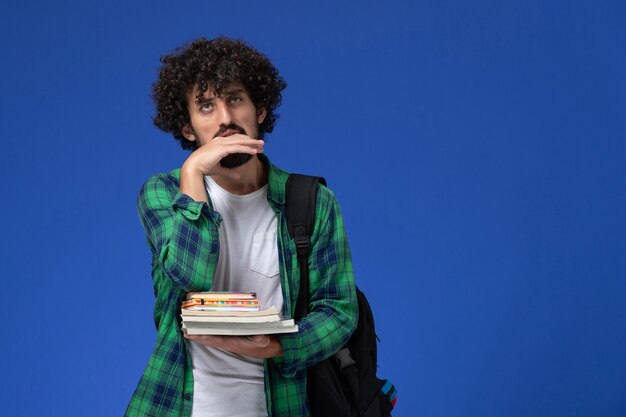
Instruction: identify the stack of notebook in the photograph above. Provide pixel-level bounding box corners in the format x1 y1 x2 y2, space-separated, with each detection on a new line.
181 291 298 336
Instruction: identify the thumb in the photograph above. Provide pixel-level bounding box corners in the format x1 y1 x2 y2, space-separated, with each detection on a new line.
246 335 266 343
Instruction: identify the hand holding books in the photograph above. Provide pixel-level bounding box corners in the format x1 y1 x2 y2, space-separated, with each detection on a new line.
183 332 283 358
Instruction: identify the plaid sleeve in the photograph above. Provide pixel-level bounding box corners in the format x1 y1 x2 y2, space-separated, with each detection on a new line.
137 173 219 292
275 186 358 377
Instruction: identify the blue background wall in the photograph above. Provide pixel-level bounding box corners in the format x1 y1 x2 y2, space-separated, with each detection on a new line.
1 1 625 416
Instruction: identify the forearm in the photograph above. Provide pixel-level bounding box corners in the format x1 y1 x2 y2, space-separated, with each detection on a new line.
138 174 219 291
276 292 356 374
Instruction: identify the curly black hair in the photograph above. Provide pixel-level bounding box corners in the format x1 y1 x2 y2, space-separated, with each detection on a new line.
151 37 287 150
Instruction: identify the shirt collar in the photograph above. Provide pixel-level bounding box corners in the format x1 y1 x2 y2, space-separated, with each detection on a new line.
258 153 289 206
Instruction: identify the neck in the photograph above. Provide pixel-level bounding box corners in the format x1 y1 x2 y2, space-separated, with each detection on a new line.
210 156 268 195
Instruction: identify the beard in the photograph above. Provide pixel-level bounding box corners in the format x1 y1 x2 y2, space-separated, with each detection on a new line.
220 153 254 169
214 123 255 169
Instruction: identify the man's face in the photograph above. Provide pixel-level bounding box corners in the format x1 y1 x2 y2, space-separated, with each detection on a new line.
183 83 266 168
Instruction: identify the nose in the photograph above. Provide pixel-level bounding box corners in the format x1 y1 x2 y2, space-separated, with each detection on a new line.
215 100 233 125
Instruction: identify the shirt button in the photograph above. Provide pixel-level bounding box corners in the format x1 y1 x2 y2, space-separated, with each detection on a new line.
184 393 192 401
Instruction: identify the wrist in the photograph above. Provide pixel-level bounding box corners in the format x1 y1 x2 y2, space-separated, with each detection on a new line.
180 161 208 203
269 336 284 358
181 159 203 178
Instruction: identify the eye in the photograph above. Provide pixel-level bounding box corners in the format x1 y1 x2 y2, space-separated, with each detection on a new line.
199 103 213 112
229 96 242 104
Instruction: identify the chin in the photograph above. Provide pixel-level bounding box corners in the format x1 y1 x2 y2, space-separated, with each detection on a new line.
219 153 254 169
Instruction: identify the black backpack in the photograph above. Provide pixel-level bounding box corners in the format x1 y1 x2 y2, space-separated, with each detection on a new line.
286 174 397 417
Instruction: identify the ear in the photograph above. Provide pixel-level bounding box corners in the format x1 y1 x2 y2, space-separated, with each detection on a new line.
181 124 197 142
257 108 267 124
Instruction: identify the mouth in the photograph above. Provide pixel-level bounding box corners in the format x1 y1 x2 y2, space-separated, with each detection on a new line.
221 129 240 137
216 124 246 138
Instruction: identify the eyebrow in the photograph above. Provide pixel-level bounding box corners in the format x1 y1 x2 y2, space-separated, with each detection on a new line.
194 96 214 104
194 88 245 104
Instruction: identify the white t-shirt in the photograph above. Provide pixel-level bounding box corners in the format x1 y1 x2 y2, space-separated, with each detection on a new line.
188 176 283 417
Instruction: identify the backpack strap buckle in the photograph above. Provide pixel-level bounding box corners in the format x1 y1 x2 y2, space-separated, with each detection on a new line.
294 224 310 254
334 348 356 370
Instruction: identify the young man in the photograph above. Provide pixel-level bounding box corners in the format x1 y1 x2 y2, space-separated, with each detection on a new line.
126 37 358 417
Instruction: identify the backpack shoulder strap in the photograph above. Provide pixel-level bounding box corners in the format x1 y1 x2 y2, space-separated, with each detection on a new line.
285 174 326 322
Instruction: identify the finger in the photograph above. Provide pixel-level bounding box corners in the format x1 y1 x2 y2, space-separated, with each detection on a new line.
213 135 264 145
214 146 260 169
225 143 263 154
225 134 264 144
208 138 263 154
218 145 260 157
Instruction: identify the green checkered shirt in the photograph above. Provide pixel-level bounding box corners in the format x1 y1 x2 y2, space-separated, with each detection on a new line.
126 155 358 416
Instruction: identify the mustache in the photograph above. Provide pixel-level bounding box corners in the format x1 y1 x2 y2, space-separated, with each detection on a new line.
214 123 247 138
